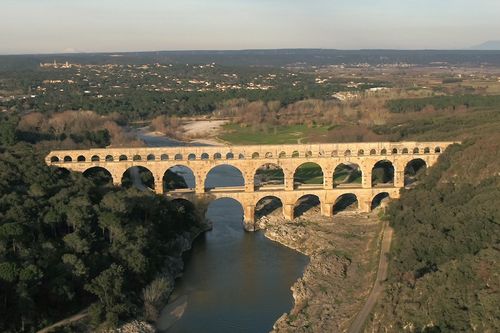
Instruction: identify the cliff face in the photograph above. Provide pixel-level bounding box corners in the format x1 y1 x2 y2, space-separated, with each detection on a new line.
259 210 385 333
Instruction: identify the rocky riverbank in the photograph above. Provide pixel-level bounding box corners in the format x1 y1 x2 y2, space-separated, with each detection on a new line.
259 208 385 332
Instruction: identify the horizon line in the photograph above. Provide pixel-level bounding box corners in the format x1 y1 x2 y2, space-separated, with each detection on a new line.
2 47 499 57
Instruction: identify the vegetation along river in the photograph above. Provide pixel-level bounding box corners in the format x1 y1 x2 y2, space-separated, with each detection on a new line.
139 131 309 333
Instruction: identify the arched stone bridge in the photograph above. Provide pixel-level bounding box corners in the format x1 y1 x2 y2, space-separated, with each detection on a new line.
46 141 455 226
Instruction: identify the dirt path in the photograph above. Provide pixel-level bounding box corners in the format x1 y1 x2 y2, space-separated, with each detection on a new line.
347 222 394 333
36 310 88 333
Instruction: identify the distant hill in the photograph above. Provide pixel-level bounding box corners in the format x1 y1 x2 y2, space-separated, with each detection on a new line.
470 40 500 50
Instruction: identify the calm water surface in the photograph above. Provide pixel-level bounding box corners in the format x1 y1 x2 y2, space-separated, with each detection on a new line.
140 131 309 333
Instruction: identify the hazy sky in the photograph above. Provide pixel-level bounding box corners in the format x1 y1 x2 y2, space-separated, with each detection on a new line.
1 0 499 54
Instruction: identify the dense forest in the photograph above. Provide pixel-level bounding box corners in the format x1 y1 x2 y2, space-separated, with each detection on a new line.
367 95 500 332
0 118 204 332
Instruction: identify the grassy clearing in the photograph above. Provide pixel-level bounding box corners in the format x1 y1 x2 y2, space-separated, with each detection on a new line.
219 124 330 145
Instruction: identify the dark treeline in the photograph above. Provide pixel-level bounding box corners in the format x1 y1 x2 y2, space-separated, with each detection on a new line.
386 94 500 113
2 49 500 70
0 118 203 332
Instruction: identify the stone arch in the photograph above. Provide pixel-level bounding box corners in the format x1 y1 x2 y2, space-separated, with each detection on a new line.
205 164 245 190
122 166 155 190
402 148 409 154
370 149 377 155
163 165 195 192
174 154 183 160
435 147 442 153
279 151 286 158
91 155 100 162
188 153 196 161
392 148 398 155
404 158 427 186
333 193 358 214
292 151 300 158
201 153 209 160
238 153 245 160
161 154 169 161
214 153 222 160
254 163 285 190
105 155 114 162
265 152 273 158
293 162 324 188
371 192 390 210
77 155 86 162
226 152 234 160
255 196 283 220
205 198 244 227
64 156 73 163
331 150 338 157
358 149 365 156
252 152 260 159
294 194 321 218
381 149 387 155
133 154 141 161
413 148 420 154
119 154 128 161
372 160 395 187
344 149 351 156
50 156 60 163
333 163 362 188
83 166 113 186
305 151 313 158
147 154 156 161
424 147 430 154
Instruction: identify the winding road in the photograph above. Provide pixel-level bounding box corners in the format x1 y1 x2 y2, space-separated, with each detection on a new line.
347 221 394 333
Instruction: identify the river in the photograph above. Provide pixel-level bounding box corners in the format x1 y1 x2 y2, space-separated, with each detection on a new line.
138 130 309 333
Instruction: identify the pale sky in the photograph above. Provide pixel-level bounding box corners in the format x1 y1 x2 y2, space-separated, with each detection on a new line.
1 0 499 54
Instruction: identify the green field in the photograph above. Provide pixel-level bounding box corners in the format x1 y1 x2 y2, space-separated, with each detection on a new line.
219 124 329 145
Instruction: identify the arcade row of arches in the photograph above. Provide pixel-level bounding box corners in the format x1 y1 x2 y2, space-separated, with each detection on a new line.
171 191 392 225
49 146 443 164
80 158 428 191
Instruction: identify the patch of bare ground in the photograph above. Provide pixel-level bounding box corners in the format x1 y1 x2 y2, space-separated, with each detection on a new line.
259 207 384 333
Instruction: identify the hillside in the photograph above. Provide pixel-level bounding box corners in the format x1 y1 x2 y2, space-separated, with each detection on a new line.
365 100 500 332
470 40 500 50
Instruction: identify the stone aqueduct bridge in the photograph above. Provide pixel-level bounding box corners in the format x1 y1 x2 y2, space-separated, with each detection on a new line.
46 141 454 225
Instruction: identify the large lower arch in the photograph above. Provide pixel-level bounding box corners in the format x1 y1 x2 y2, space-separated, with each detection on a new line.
170 198 196 216
122 166 155 191
83 166 114 186
333 194 359 214
204 165 245 190
294 194 321 218
254 163 285 190
205 197 244 227
372 160 395 187
404 158 427 186
255 196 284 220
333 163 362 188
293 162 324 188
371 192 390 210
163 165 195 192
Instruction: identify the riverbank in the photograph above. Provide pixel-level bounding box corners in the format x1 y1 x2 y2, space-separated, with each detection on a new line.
260 209 385 332
137 118 229 147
